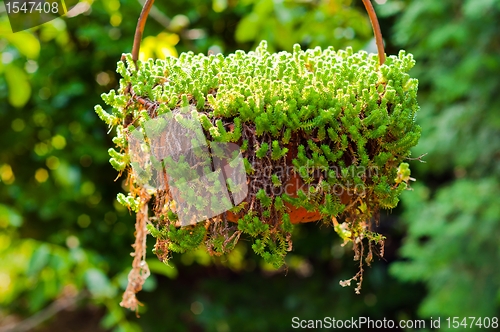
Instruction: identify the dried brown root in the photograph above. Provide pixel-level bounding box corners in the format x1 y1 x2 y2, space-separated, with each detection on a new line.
120 189 151 315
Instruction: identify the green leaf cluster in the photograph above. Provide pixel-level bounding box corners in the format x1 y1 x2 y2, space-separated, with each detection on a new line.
237 214 291 268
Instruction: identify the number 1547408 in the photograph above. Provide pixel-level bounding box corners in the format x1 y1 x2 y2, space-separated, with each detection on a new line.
446 317 498 329
5 1 60 15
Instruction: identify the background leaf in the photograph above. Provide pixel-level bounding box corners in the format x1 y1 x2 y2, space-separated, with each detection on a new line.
4 65 31 108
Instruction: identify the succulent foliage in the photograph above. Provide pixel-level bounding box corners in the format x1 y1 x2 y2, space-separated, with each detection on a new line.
97 41 420 290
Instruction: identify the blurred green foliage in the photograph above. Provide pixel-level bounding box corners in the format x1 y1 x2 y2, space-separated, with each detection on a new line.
0 0 498 331
386 0 500 327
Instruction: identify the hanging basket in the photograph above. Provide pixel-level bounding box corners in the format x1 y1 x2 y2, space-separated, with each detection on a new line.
95 0 420 311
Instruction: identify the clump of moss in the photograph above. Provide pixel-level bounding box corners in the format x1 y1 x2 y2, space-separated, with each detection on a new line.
96 41 420 293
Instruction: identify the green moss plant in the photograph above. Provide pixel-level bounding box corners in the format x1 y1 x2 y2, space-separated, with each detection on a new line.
96 41 420 304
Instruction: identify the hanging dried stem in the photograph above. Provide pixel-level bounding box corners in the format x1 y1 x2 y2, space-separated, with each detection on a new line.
361 0 386 65
119 189 151 314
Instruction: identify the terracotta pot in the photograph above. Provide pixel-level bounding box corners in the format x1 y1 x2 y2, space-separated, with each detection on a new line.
223 139 353 224
225 173 354 224
225 172 322 224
